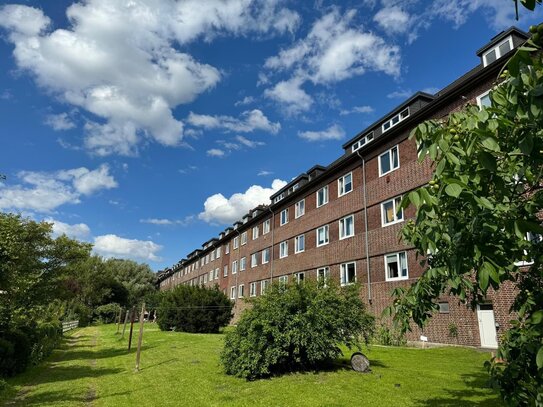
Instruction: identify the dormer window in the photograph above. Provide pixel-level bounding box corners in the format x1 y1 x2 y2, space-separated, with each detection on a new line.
382 108 409 133
483 36 513 67
273 193 285 204
352 132 374 153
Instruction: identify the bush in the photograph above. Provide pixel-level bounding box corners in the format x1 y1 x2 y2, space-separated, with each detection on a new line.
374 322 406 347
220 281 375 380
29 321 62 365
94 303 120 324
157 285 232 333
0 330 31 377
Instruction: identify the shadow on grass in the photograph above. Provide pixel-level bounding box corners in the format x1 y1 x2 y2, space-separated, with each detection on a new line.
414 372 502 407
10 389 132 406
27 365 124 386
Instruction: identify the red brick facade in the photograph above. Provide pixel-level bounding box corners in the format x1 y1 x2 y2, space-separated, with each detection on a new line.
158 29 528 348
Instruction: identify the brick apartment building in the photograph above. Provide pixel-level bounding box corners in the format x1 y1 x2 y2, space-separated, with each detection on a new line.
157 27 529 348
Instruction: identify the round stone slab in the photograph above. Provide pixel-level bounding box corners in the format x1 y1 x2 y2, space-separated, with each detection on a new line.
351 352 370 372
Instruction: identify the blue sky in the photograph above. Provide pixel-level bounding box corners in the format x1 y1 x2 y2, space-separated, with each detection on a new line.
0 0 541 270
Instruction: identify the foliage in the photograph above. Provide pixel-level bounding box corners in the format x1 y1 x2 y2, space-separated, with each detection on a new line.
221 281 375 380
157 285 232 333
94 303 121 324
385 31 543 405
374 321 406 347
448 323 459 339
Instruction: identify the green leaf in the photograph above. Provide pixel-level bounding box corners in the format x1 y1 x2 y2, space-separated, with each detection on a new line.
520 135 534 155
479 265 489 291
436 159 446 177
408 190 421 208
478 151 497 171
445 183 463 198
530 311 543 325
482 261 499 284
521 0 536 10
537 346 543 369
481 136 500 152
475 196 494 210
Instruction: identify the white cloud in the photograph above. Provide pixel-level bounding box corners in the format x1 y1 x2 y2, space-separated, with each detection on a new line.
187 109 280 134
0 1 298 155
373 6 410 33
263 8 400 112
234 96 255 106
45 113 76 131
140 216 194 226
298 124 345 142
47 218 91 240
0 165 117 213
340 105 374 115
93 234 162 262
235 135 265 148
257 170 273 176
207 148 226 157
387 89 414 99
199 179 287 224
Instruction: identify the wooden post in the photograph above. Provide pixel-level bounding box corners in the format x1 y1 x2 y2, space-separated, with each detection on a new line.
135 302 146 371
128 307 135 350
116 306 122 334
121 309 129 339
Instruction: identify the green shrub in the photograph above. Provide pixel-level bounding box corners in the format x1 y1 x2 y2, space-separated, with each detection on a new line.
29 321 63 365
220 281 375 380
0 337 15 377
94 303 120 324
374 322 406 346
157 285 232 333
0 330 31 376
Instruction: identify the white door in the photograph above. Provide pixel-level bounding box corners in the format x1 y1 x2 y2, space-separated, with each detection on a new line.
477 304 498 348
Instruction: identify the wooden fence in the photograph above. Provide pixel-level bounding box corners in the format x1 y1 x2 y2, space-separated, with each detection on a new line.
62 320 79 333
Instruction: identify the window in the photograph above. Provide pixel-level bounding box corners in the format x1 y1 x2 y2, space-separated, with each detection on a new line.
295 199 305 218
261 279 270 295
294 234 305 253
295 272 305 283
317 267 330 286
385 251 408 281
225 243 230 254
381 196 404 226
205 254 209 264
317 186 329 207
216 247 221 258
262 248 270 264
379 145 400 176
210 251 215 261
250 282 257 297
278 275 288 286
483 36 513 67
230 286 236 299
273 192 285 203
204 274 208 284
340 262 356 286
201 258 204 267
280 241 288 258
238 284 244 298
241 232 247 245
233 236 239 249
338 172 353 196
439 302 450 314
252 226 259 240
209 270 213 281
223 265 228 277
352 132 374 153
214 268 219 280
317 225 329 247
382 108 409 132
516 232 543 266
240 257 246 271
232 260 238 274
251 253 258 268
339 215 355 239
280 209 289 225
263 219 271 234
477 90 491 108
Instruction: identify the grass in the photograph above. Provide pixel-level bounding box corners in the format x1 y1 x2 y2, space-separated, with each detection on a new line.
0 324 503 406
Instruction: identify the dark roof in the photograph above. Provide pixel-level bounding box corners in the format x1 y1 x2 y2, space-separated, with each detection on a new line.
270 173 309 200
476 26 529 56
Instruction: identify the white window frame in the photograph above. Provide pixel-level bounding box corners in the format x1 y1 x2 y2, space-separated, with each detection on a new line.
233 236 239 249
279 241 288 258
240 257 246 271
382 108 409 133
232 260 238 274
278 275 288 286
280 209 289 226
317 185 329 208
225 243 230 254
251 253 258 268
339 214 355 240
476 90 491 109
250 282 257 297
262 248 270 264
385 251 409 281
317 267 330 286
295 234 305 254
223 265 228 277
211 251 215 261
214 268 219 280
483 36 513 67
381 196 404 227
241 231 247 245
263 219 271 234
379 145 400 177
238 284 245 298
295 272 305 283
295 199 305 218
316 225 329 247
216 247 221 258
252 226 259 240
230 286 236 299
338 172 353 197
351 132 374 153
209 270 213 281
340 262 356 286
261 279 270 295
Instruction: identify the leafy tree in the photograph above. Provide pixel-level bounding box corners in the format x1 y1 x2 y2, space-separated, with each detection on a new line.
157 285 232 333
102 258 157 307
221 281 374 380
386 29 543 405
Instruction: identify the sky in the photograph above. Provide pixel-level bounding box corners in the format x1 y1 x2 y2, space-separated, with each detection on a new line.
0 0 542 271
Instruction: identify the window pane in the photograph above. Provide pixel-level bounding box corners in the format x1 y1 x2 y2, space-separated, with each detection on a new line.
345 173 352 192
400 252 408 277
395 197 403 220
392 146 399 169
386 254 399 279
380 152 390 174
499 41 511 56
383 201 394 223
485 49 497 64
480 94 491 108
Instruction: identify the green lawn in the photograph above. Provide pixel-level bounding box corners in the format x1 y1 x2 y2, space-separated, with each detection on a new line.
0 324 503 406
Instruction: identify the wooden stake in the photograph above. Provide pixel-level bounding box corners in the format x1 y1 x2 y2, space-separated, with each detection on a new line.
121 309 129 339
128 307 135 350
135 302 146 371
116 306 122 334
